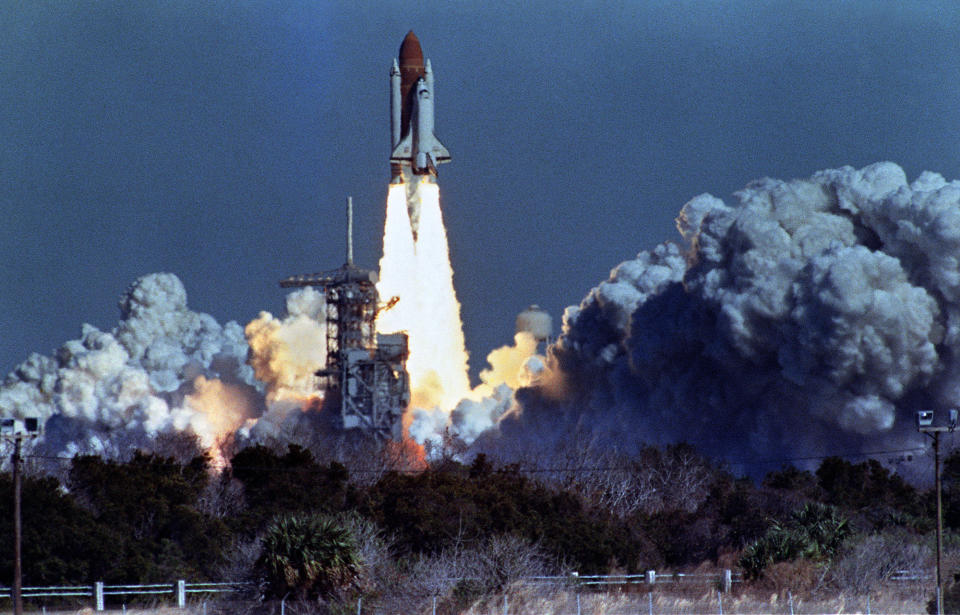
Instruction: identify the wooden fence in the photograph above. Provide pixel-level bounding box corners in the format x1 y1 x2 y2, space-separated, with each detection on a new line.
0 569 934 611
0 581 248 611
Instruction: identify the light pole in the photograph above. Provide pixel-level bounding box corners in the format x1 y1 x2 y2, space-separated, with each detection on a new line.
917 409 957 615
1 417 41 615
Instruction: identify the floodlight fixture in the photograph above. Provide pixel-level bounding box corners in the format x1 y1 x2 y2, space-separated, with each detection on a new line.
0 417 42 437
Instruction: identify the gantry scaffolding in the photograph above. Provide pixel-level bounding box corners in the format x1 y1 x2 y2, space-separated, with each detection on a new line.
280 197 409 440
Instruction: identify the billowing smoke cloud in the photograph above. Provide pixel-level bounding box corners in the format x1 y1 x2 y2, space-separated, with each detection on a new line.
241 287 329 441
0 273 260 456
8 162 955 469
410 332 545 452
496 162 957 462
0 273 330 458
448 332 545 444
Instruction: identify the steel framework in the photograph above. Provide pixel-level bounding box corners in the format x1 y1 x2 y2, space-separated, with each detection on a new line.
279 198 409 439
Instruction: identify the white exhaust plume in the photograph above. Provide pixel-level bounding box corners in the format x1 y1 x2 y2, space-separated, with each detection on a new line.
496 162 958 462
375 178 546 453
376 180 471 416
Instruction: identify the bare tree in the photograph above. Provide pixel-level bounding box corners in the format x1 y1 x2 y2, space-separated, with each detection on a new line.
151 431 206 463
828 530 931 595
337 512 395 592
196 472 245 519
519 436 713 517
217 534 263 584
648 444 713 513
474 534 555 592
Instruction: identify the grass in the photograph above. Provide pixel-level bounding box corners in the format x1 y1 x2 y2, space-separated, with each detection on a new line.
458 585 930 615
6 583 934 614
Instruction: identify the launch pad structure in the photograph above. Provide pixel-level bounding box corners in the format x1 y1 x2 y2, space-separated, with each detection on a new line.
274 33 449 440
280 197 409 440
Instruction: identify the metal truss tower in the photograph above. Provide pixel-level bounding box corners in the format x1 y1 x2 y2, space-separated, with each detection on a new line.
280 197 409 439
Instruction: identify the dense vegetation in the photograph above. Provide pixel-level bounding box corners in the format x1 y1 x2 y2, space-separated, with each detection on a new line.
0 437 953 609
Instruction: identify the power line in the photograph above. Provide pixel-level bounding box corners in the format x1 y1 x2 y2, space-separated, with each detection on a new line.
13 445 933 476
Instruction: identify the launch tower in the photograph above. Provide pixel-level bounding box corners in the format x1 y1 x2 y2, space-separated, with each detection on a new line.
280 198 409 439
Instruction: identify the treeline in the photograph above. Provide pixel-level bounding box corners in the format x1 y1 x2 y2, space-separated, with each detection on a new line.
0 439 954 606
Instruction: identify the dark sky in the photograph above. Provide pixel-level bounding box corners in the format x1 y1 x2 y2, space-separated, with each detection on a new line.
3 1 959 380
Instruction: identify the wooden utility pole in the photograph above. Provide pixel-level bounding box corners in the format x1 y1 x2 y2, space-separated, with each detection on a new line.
935 431 943 615
2 418 40 615
12 434 23 615
917 410 955 615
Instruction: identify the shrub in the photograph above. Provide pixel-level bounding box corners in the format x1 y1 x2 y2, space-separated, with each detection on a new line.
363 458 646 573
255 513 360 601
829 530 930 595
740 503 850 579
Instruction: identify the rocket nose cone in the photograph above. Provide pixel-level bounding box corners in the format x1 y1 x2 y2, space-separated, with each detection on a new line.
398 31 423 66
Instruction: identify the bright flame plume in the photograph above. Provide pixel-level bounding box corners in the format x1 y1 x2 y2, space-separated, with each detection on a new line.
377 180 471 413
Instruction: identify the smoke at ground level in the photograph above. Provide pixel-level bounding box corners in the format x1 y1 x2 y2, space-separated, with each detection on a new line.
4 162 959 476
489 162 957 472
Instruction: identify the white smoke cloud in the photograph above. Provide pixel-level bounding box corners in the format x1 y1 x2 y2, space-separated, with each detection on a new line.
245 288 326 401
499 162 957 462
1 273 266 457
407 332 545 450
240 287 328 441
9 162 955 468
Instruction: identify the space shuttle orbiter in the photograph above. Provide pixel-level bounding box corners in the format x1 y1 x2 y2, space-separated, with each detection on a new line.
390 31 450 181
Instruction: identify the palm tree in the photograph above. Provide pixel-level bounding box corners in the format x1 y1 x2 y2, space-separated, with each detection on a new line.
256 513 361 601
739 502 850 578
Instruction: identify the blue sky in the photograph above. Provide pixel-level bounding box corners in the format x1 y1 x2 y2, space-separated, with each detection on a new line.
2 1 959 379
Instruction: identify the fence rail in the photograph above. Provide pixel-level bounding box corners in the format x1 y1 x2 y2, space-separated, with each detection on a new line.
0 581 249 611
524 570 742 592
0 569 935 611
892 568 935 582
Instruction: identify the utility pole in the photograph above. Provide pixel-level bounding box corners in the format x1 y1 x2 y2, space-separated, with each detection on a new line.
11 435 23 615
2 417 41 615
917 409 957 615
934 430 943 615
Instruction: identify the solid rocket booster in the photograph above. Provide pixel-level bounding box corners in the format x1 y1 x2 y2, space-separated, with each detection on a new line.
390 31 450 181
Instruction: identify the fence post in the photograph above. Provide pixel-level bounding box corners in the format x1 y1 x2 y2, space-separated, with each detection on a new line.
177 580 186 608
722 569 732 593
647 569 656 585
571 571 580 615
95 581 104 611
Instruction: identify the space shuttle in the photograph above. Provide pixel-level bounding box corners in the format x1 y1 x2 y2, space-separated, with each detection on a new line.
390 31 450 181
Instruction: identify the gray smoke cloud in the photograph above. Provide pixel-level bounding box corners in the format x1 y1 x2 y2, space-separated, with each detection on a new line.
498 162 955 464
